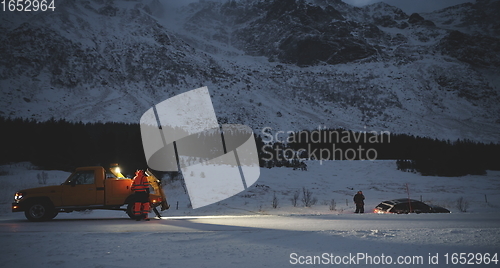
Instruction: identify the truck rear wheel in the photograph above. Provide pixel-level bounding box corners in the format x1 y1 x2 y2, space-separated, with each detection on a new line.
126 203 135 219
24 202 55 222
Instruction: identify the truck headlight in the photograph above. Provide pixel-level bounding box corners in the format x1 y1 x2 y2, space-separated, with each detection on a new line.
14 192 25 201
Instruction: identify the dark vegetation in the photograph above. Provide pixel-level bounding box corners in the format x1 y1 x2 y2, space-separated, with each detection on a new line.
258 128 500 176
1 117 499 177
0 117 146 174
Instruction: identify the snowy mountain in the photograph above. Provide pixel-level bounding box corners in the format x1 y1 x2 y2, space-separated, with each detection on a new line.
1 0 499 143
423 0 500 38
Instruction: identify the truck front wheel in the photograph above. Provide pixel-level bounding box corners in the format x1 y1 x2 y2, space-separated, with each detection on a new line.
24 202 55 222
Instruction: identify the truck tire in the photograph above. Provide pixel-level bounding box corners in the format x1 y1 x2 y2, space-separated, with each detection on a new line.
24 201 56 222
126 203 135 219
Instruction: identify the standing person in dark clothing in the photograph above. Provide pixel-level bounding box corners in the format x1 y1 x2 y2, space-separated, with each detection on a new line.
354 191 365 213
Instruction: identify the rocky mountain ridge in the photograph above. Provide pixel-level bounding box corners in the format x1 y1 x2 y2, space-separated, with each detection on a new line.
0 0 499 143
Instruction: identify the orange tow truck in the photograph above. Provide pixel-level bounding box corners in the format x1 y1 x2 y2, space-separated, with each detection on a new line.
12 165 169 221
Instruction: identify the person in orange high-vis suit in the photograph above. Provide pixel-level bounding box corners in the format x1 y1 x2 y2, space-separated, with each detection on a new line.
131 170 150 221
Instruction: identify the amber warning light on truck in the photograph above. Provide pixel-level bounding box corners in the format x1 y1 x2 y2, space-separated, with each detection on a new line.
139 86 261 209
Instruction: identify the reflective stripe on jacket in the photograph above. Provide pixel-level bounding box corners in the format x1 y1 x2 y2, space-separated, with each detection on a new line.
131 174 149 192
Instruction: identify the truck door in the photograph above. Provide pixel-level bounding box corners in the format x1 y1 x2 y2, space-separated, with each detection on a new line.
61 170 98 206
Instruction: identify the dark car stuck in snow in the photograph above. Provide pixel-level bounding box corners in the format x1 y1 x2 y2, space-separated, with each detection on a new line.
374 199 450 214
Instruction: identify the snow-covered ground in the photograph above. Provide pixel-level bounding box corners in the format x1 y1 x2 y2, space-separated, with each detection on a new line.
0 161 499 267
